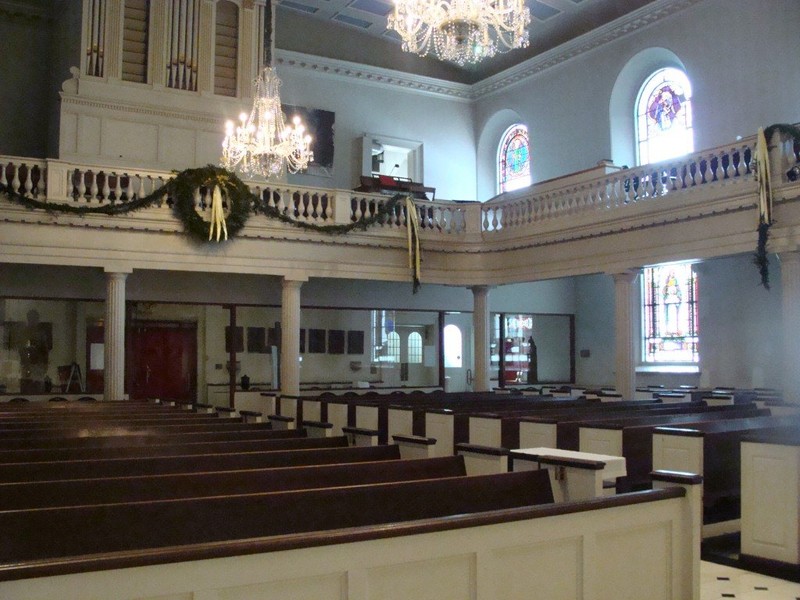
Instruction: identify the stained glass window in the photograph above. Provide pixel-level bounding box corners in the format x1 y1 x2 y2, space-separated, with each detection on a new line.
636 68 693 165
642 263 699 363
498 124 531 193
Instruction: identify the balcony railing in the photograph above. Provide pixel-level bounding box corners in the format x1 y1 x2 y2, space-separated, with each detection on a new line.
1 129 798 243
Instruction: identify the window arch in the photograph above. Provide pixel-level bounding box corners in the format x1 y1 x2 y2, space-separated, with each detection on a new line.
642 263 699 364
497 124 531 193
407 332 423 364
386 331 400 363
636 68 693 165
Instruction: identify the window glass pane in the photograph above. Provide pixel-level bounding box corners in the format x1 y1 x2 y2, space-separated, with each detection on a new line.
407 331 422 364
443 324 462 368
636 68 693 165
498 124 531 193
642 263 699 363
386 331 400 363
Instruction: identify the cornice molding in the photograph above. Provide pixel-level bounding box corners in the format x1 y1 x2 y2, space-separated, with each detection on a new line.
273 0 704 101
275 50 474 102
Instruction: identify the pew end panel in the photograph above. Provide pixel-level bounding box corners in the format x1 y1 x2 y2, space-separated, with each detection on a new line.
387 406 414 442
579 425 623 456
342 426 378 447
468 415 502 448
267 414 296 430
518 420 557 449
741 437 800 566
302 420 334 438
425 410 454 458
392 435 436 460
454 443 509 475
651 428 705 476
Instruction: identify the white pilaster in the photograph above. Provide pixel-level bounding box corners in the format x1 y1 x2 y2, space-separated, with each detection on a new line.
471 285 490 391
779 251 800 403
612 270 639 400
280 277 304 397
104 269 130 400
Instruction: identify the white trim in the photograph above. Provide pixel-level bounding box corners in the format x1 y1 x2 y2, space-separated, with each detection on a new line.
636 364 700 374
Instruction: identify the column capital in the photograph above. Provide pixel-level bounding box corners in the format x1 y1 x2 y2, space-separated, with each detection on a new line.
469 285 492 295
609 269 641 284
104 266 133 275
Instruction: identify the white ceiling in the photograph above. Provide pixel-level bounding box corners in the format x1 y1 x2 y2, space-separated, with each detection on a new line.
277 0 657 79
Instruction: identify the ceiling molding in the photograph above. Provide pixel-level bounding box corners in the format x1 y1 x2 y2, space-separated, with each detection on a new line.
275 50 474 102
277 0 707 102
471 0 705 99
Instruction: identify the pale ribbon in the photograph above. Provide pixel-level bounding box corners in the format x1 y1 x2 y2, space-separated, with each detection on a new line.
209 185 228 242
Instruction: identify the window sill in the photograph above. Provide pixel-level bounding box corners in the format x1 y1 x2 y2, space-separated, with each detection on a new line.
636 364 699 374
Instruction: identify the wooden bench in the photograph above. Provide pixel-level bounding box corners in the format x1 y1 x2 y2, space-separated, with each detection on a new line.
0 455 469 510
578 408 772 491
0 469 555 565
0 436 375 482
0 428 309 462
0 472 701 600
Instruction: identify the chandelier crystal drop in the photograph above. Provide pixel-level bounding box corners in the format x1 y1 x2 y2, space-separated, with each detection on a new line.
221 66 313 178
387 0 530 66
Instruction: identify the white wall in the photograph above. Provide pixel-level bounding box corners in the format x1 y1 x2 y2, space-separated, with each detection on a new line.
573 254 785 390
279 64 477 200
474 0 800 200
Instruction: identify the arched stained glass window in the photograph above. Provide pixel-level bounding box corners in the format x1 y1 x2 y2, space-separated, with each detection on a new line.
636 68 693 165
642 263 699 364
407 332 423 364
498 124 531 193
386 331 400 363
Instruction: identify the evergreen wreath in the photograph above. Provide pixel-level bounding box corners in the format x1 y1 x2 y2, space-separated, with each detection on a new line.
0 164 421 289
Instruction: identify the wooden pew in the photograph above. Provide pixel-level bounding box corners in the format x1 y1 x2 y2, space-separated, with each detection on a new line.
0 470 555 565
0 428 309 462
578 408 773 491
0 455 469 510
0 436 377 482
652 415 800 510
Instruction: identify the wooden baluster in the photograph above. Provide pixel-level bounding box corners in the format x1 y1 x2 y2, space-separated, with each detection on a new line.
113 173 121 201
77 170 87 201
88 171 98 202
125 174 134 201
10 165 20 196
0 162 7 190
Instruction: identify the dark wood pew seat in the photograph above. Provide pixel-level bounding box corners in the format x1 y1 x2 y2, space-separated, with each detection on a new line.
0 469 553 565
0 455 469 510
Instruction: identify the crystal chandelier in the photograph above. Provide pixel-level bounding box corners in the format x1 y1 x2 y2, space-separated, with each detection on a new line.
387 0 530 66
221 1 313 178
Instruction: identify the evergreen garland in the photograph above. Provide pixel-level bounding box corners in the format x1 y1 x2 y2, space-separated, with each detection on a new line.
0 164 420 288
754 123 800 289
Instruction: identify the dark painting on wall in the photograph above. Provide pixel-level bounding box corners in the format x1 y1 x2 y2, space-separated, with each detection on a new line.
308 328 326 353
247 327 267 353
225 326 244 353
282 105 335 176
347 330 364 355
328 329 345 354
268 324 281 348
300 328 306 353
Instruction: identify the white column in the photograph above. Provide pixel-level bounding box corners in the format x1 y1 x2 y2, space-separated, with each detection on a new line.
280 277 304 397
471 285 491 391
104 269 130 400
612 271 639 400
779 251 800 403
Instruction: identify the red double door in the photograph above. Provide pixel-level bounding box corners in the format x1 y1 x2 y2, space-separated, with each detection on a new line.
87 321 197 401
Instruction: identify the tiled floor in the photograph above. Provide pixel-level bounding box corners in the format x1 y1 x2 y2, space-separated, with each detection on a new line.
702 560 800 599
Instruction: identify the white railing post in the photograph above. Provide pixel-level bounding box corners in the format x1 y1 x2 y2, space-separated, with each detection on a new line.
334 191 352 225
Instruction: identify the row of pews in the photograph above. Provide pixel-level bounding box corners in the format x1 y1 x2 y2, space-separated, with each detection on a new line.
0 397 702 599
271 387 800 525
